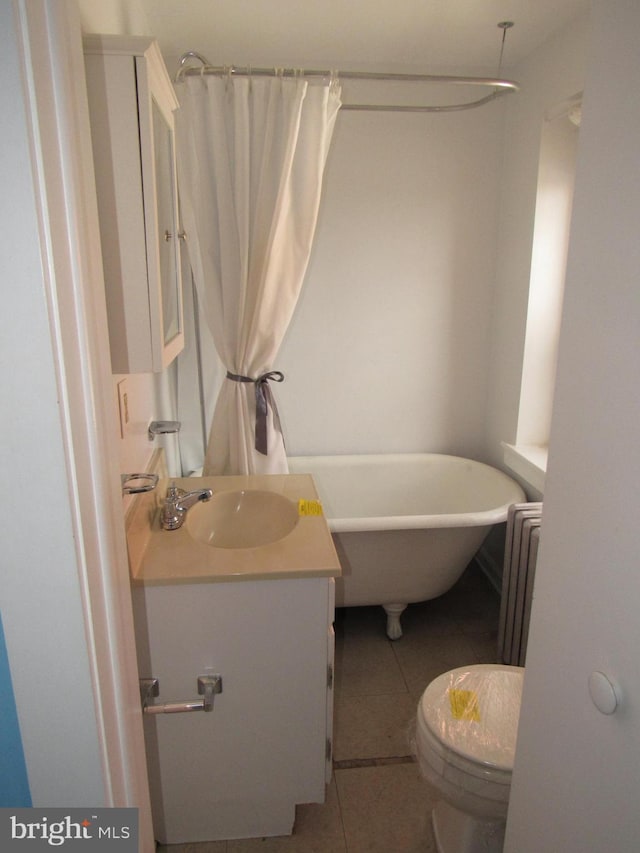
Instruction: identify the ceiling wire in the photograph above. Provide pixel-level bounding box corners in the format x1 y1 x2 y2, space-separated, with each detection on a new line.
497 21 514 77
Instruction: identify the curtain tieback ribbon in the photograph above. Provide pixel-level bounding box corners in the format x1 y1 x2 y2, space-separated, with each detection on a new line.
226 370 285 455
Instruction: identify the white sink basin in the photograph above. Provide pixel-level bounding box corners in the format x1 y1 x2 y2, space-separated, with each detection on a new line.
186 489 299 549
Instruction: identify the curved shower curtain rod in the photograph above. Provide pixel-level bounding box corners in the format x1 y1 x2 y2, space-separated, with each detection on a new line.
174 23 519 114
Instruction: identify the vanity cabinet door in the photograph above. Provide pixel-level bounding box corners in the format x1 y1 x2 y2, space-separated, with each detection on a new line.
84 35 184 374
134 576 334 844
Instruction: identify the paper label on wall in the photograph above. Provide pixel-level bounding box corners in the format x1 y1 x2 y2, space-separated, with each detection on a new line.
448 689 480 721
298 499 324 516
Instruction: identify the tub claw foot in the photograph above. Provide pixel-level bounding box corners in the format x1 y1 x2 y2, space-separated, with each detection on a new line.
383 604 407 640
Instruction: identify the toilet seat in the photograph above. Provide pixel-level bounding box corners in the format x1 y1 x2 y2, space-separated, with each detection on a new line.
420 664 523 769
416 665 524 819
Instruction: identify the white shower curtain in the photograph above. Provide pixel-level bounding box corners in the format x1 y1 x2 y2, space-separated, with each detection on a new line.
175 73 341 474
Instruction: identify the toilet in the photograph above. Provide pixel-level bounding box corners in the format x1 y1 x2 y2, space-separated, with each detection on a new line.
415 664 524 853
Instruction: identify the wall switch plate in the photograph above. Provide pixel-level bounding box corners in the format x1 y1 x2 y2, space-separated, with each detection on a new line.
117 378 130 438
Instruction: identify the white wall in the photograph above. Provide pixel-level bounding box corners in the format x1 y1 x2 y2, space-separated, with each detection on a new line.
76 0 149 34
506 2 640 848
277 10 590 469
278 93 505 460
484 13 589 471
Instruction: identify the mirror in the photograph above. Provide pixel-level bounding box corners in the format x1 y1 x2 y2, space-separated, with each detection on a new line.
152 97 182 348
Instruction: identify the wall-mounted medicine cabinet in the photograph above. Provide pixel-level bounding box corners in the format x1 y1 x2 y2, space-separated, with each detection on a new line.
84 35 184 373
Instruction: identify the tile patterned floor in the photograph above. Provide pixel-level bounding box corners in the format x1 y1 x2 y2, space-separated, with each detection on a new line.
156 563 500 852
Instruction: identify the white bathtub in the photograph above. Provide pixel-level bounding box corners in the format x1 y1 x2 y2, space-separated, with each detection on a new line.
287 453 526 638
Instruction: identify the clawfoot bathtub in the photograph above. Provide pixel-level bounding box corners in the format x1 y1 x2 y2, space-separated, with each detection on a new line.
288 454 525 638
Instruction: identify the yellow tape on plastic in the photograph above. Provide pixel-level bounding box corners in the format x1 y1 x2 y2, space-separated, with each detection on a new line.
298 499 324 516
448 689 481 721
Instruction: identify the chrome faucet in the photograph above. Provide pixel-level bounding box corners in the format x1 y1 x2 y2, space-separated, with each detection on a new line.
161 483 213 530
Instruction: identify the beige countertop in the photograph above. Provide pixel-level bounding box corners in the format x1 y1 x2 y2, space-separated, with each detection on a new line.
127 473 341 586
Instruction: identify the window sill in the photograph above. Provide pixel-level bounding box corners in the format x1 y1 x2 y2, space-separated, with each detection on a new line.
502 443 547 495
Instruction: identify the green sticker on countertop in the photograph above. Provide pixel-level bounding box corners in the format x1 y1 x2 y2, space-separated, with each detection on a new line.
449 689 480 721
298 499 324 516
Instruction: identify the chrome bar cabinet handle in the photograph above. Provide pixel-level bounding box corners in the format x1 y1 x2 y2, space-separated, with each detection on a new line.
140 675 223 715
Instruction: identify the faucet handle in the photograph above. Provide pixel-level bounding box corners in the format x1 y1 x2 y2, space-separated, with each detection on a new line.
161 483 212 530
166 482 185 500
162 483 184 530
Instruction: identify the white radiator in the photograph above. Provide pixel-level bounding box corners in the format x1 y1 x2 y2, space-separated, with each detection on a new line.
498 502 543 666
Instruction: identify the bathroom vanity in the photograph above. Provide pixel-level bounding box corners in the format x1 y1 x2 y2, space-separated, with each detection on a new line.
128 473 340 844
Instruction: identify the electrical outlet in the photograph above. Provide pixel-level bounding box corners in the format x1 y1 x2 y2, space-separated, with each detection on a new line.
117 379 130 438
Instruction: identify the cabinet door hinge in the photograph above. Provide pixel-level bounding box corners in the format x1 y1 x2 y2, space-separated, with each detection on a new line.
326 738 333 763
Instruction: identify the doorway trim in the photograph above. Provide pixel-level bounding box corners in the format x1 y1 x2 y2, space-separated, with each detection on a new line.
14 0 153 844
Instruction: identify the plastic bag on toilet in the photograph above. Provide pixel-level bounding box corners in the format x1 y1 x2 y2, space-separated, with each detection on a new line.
415 665 524 770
